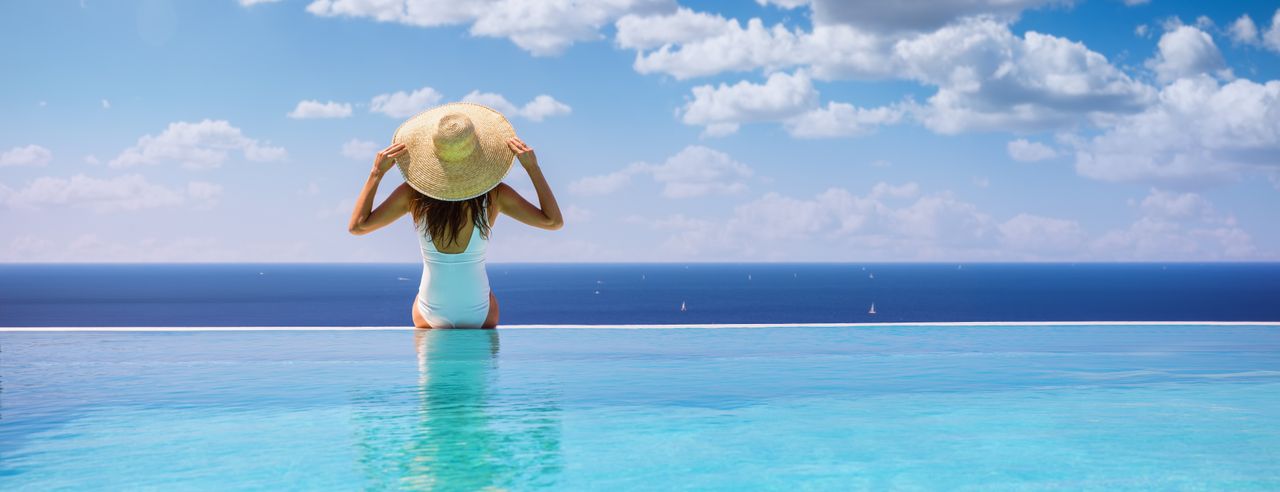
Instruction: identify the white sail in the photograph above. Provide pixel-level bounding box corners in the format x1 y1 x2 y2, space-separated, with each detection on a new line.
868 303 876 315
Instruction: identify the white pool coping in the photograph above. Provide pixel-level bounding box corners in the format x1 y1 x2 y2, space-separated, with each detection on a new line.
1 321 1277 331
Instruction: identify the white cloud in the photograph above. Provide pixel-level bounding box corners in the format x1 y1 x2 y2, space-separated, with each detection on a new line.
305 0 672 56
784 101 905 138
3 174 219 213
369 86 443 118
110 120 286 169
627 180 1266 261
288 100 353 119
1122 0 1150 6
621 9 1154 135
239 0 282 6
1073 76 1280 187
615 6 735 50
1139 187 1211 220
808 0 1056 32
101 99 110 109
568 165 639 195
1228 15 1259 46
342 139 380 161
680 70 818 136
1090 188 1256 259
0 144 53 167
570 145 753 198
1006 139 1059 162
897 19 1155 134
998 213 1084 253
460 91 571 121
0 234 315 263
636 182 1000 260
518 94 572 121
1267 9 1280 52
756 0 809 9
1228 10 1280 53
1145 25 1229 83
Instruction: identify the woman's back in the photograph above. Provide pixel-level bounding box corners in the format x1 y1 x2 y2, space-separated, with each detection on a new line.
415 198 492 328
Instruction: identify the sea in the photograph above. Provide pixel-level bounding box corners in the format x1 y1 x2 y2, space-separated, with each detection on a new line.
1 263 1277 326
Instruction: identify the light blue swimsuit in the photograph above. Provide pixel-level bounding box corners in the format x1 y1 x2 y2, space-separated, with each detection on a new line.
415 202 491 328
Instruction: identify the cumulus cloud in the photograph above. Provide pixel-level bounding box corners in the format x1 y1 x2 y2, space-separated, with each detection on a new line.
807 0 1056 32
369 86 443 118
0 144 53 167
1145 25 1230 83
1229 10 1280 52
1073 76 1280 187
3 174 221 213
305 0 672 56
618 11 892 81
622 11 1153 134
784 101 905 138
680 70 818 136
998 213 1085 253
897 18 1155 134
341 139 380 160
1007 139 1059 162
633 182 999 260
1228 14 1260 46
569 145 752 198
461 91 571 121
109 120 286 169
626 181 1262 261
1091 188 1256 259
288 100 353 119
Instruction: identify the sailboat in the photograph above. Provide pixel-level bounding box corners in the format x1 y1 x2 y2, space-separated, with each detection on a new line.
868 303 876 315
680 301 687 312
869 273 874 279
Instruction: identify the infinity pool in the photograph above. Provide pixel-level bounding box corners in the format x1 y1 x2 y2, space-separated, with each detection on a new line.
2 324 1278 490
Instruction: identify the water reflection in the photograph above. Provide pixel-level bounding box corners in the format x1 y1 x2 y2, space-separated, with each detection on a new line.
354 330 562 490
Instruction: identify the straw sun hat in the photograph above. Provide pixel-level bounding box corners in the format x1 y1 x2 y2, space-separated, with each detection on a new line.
391 102 517 201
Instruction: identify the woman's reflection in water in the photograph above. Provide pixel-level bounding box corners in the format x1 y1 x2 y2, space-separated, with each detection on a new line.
358 329 562 491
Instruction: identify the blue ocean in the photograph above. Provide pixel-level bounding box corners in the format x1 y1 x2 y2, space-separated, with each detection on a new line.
1 263 1277 326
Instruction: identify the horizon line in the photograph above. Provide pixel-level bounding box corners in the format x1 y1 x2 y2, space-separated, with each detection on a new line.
3 321 1278 332
3 261 1279 266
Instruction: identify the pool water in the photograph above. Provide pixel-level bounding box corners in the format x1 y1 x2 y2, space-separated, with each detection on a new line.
2 325 1279 490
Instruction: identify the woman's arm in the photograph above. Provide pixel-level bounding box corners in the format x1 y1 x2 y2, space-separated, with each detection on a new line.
348 143 412 235
497 137 563 230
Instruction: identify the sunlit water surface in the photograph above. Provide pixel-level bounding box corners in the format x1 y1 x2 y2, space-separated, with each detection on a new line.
2 325 1278 490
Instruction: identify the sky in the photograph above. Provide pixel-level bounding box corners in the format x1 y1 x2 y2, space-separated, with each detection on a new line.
2 0 1279 263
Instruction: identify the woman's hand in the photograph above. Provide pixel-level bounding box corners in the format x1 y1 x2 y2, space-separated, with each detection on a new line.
373 143 407 176
507 137 537 169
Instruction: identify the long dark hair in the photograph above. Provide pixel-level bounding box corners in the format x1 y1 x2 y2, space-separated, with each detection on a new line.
409 191 491 248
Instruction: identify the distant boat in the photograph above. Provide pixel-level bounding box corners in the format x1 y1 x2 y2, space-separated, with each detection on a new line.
957 264 962 270
868 303 876 315
748 274 752 281
642 274 646 280
680 301 687 312
594 290 600 295
869 273 874 279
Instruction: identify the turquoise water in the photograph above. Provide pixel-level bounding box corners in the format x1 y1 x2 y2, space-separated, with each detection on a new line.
3 325 1279 489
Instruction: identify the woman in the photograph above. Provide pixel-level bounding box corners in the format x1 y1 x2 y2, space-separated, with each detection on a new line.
347 103 563 329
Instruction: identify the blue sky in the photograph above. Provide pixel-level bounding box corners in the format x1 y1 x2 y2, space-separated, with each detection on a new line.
2 0 1278 262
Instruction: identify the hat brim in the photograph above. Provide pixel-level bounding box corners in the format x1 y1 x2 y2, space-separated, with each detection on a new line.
392 102 517 201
